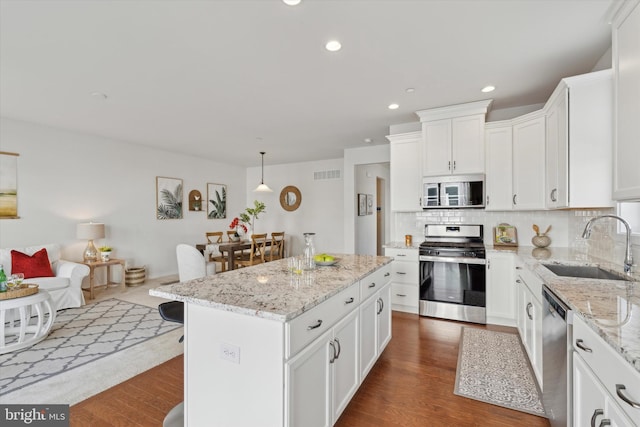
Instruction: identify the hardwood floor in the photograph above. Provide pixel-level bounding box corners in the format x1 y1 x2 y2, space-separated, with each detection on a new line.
70 312 550 427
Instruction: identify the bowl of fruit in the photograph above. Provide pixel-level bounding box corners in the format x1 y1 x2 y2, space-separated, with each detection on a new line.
314 253 339 266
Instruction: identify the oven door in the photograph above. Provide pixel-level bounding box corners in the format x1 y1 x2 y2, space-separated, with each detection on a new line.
419 255 486 324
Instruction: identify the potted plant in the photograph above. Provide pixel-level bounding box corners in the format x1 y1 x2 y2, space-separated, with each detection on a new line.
228 218 247 242
239 200 266 236
99 246 112 262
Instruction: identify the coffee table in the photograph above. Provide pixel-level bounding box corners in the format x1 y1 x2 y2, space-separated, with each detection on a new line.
0 290 56 354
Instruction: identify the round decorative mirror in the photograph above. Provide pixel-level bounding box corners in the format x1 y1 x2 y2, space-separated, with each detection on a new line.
280 186 302 211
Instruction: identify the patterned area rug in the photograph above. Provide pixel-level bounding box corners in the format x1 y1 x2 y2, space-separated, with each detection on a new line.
454 328 546 417
0 298 180 396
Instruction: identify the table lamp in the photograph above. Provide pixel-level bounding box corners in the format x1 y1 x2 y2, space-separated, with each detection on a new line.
77 222 105 262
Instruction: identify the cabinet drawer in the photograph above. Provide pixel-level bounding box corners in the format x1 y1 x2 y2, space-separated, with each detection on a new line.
515 265 543 303
390 283 419 308
391 261 418 284
573 315 640 424
384 247 418 262
360 264 392 301
286 284 359 359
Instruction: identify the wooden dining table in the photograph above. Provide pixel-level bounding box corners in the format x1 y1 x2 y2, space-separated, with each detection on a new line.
196 240 275 271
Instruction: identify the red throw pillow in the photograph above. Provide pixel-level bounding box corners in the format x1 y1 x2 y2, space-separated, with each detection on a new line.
11 248 55 279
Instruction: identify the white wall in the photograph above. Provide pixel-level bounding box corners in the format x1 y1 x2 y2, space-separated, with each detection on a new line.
0 118 246 278
355 163 390 255
245 158 344 257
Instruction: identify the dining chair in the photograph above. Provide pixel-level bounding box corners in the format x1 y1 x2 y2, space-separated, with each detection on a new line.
236 234 268 268
205 231 227 272
268 232 285 261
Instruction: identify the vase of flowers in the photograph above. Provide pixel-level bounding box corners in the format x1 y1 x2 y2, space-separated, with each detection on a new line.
99 246 112 262
239 200 266 237
229 217 247 242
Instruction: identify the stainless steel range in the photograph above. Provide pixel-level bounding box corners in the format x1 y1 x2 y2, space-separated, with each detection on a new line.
419 224 486 324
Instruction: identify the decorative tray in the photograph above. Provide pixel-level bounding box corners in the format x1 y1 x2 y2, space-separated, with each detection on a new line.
0 284 39 300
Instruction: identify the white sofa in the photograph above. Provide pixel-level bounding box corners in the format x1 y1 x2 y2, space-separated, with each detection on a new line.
0 244 89 311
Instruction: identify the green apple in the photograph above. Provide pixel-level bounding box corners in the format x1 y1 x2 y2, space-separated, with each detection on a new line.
314 254 326 263
323 255 335 262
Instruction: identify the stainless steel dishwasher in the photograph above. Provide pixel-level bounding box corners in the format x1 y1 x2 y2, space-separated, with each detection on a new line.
542 286 572 427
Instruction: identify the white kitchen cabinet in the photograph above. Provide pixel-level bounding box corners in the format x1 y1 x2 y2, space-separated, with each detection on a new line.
286 309 360 427
384 247 419 314
613 0 640 201
545 69 613 209
512 112 546 210
485 122 513 211
416 100 492 177
360 282 391 380
573 354 634 427
573 315 640 425
515 263 543 387
486 251 515 326
388 131 422 211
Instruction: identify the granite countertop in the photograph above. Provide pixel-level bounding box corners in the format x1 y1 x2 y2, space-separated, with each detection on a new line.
489 245 640 373
150 254 392 322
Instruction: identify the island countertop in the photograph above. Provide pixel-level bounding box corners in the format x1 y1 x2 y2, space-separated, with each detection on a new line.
150 254 392 322
488 246 640 373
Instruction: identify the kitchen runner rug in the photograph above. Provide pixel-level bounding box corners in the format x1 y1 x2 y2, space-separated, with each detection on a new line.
454 327 546 417
0 298 181 400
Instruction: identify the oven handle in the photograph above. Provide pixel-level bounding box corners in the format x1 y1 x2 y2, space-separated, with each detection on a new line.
419 255 486 265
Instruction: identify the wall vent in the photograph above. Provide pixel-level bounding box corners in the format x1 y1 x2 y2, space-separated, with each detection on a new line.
314 170 341 180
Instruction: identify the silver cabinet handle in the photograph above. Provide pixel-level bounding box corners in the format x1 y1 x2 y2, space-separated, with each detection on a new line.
396 254 407 257
396 271 407 275
368 282 376 288
591 409 603 427
307 319 323 330
515 266 523 270
344 297 354 305
377 297 384 315
396 294 407 297
513 194 517 205
334 338 341 360
448 160 451 170
516 279 522 283
526 302 533 320
599 420 611 427
329 341 336 363
384 272 390 277
576 339 593 353
453 160 456 170
616 384 640 409
486 195 490 205
551 188 557 202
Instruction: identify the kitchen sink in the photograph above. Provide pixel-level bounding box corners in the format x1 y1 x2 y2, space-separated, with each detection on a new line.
542 264 631 281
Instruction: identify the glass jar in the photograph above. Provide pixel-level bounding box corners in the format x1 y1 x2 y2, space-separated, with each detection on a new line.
302 232 316 270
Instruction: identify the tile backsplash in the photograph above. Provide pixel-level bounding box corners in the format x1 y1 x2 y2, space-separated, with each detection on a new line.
392 208 639 271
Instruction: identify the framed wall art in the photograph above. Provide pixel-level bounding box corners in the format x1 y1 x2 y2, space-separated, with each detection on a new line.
493 223 518 247
156 176 183 219
357 193 366 216
366 194 373 215
207 183 227 219
0 152 19 219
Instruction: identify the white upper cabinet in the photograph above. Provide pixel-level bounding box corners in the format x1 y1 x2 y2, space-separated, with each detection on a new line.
485 122 513 211
545 69 613 209
613 0 640 201
387 131 422 211
512 112 546 210
416 100 492 177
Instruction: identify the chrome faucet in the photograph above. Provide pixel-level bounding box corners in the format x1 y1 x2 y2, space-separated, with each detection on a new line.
581 215 634 274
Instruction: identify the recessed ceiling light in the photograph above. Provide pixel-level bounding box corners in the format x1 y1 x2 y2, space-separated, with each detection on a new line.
91 91 108 100
481 85 496 93
325 40 342 52
364 138 373 144
405 88 415 93
282 0 301 5
388 103 399 110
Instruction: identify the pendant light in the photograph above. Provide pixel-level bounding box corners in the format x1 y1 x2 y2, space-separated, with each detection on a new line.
254 151 273 192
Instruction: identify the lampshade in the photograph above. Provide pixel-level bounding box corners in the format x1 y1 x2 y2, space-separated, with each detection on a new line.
77 223 105 240
254 151 273 192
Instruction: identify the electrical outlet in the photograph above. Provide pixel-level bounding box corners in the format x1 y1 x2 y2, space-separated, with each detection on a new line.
220 343 240 364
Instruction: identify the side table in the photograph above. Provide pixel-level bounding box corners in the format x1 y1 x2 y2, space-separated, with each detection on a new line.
81 258 126 300
0 290 56 354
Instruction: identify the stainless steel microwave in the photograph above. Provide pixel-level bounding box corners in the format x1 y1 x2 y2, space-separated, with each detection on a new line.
421 174 485 209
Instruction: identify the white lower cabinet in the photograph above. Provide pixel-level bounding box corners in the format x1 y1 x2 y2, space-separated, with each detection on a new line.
515 265 543 388
573 315 640 426
485 251 515 326
573 353 634 427
384 247 419 314
360 283 391 380
286 309 360 427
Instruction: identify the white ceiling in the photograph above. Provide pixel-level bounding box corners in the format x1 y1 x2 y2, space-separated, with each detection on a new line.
0 0 614 167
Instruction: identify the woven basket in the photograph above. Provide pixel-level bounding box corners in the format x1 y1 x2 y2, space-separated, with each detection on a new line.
0 284 39 300
125 267 146 287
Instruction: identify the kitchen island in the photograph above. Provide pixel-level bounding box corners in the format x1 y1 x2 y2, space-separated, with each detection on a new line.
150 254 393 427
